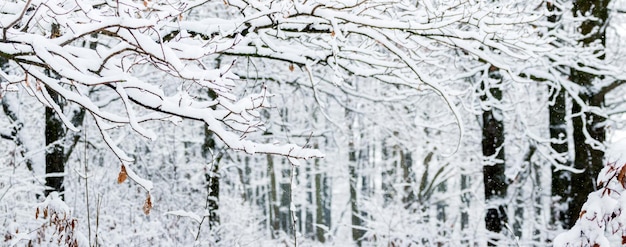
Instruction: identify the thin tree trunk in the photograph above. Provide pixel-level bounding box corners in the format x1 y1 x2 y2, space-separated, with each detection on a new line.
401 150 416 207
279 158 292 235
314 143 329 242
267 154 280 237
349 146 364 247
381 138 397 206
305 164 314 237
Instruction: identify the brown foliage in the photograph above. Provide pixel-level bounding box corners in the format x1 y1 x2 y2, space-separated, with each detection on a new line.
143 193 152 215
117 165 128 184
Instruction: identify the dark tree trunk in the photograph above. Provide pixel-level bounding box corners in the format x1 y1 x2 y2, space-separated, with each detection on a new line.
481 66 507 245
44 23 65 199
401 150 416 207
45 90 65 198
550 85 571 227
304 164 314 237
561 0 609 230
267 154 280 237
202 88 222 230
545 0 573 230
314 143 330 242
349 141 365 247
279 158 292 235
381 142 396 206
202 128 221 230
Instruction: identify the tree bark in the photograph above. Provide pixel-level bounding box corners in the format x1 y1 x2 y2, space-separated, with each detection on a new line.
45 90 65 198
544 0 574 229
202 88 222 230
561 0 609 230
267 154 280 237
481 66 507 245
349 138 366 246
44 23 65 199
314 143 330 242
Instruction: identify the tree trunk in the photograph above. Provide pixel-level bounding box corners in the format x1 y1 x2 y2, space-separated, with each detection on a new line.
381 141 396 206
545 0 574 230
314 143 330 242
550 85 571 227
401 150 416 207
267 154 280 237
305 164 314 237
202 129 221 230
44 23 65 199
349 138 366 246
481 66 507 245
563 0 609 230
45 90 65 198
202 88 222 230
349 152 363 246
279 158 292 235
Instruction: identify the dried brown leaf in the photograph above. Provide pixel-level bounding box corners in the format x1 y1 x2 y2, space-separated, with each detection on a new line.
289 64 294 72
143 194 152 215
35 207 39 219
117 165 127 184
579 210 587 219
618 165 626 188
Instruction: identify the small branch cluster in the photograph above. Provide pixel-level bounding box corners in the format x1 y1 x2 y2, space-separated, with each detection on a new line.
0 0 323 196
4 192 86 246
554 162 626 246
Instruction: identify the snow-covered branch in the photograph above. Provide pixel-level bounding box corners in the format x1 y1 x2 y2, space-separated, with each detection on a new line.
553 161 626 246
0 0 323 161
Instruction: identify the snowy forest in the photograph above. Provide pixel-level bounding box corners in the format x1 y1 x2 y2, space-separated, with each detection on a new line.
3 0 626 246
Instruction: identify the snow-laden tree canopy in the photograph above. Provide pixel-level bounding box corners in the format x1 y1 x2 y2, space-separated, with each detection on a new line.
0 0 618 200
0 0 331 188
0 0 559 165
5 0 626 246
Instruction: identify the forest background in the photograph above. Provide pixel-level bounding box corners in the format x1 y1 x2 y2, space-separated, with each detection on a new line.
2 0 626 246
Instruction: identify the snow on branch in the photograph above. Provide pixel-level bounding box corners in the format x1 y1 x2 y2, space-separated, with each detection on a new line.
0 0 323 191
553 161 626 246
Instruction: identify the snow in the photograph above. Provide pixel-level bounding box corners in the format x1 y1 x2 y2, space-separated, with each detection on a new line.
166 210 204 224
2 0 626 246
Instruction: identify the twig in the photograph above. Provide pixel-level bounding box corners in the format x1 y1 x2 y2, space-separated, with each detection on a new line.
3 0 32 41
